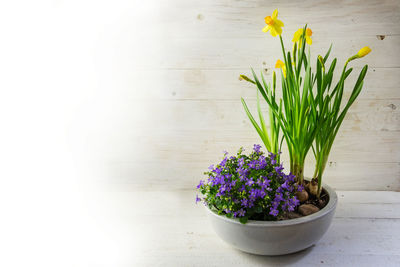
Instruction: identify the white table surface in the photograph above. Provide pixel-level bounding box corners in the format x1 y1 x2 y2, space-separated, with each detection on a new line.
80 190 400 267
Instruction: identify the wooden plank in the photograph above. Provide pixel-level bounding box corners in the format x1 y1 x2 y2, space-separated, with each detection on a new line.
117 98 400 132
143 0 400 38
100 160 400 192
88 190 400 266
128 35 400 69
82 127 399 191
128 68 400 100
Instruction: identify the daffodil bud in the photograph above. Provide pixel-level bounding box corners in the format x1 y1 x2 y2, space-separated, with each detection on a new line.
357 46 371 58
239 74 256 84
273 71 276 85
318 55 325 69
347 46 372 63
273 71 276 92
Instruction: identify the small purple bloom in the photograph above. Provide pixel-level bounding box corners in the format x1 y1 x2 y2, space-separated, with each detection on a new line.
274 165 284 173
246 179 255 187
237 208 246 217
269 208 279 217
253 144 262 153
220 157 228 167
196 180 204 189
274 193 284 202
297 184 304 192
195 195 201 203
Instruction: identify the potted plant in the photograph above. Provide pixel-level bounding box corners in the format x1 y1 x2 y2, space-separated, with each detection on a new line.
196 9 371 255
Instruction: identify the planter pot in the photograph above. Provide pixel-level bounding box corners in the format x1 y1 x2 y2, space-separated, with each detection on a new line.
205 182 338 255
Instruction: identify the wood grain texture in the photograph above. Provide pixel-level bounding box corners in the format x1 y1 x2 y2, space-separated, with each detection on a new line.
75 0 400 191
87 190 400 266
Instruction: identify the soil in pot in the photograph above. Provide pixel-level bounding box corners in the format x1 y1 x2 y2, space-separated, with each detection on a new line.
280 180 330 220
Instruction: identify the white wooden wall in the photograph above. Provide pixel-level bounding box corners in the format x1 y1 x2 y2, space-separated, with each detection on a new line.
75 0 399 192
3 0 398 192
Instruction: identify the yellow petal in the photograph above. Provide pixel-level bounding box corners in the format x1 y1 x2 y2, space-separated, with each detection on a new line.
306 36 312 45
275 26 282 35
275 59 284 68
272 9 278 20
306 28 312 37
292 28 303 42
275 19 284 27
270 27 278 36
357 46 371 57
262 25 270 32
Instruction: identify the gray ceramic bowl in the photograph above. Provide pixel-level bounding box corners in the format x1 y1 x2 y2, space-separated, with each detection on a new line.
205 182 338 255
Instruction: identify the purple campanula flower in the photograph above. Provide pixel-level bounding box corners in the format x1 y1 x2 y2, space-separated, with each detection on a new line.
291 196 300 207
268 152 276 159
237 208 246 217
196 180 204 189
246 179 255 187
281 180 290 190
297 184 304 192
248 160 257 169
248 200 255 208
238 157 245 167
249 189 257 200
241 198 248 207
269 208 279 217
262 177 271 188
274 165 284 173
195 195 201 203
253 144 262 153
219 184 227 194
274 193 284 202
220 157 228 167
276 186 284 194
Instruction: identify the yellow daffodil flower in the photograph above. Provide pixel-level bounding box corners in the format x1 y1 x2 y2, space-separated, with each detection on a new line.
292 28 313 45
262 9 284 37
357 46 371 58
275 59 286 77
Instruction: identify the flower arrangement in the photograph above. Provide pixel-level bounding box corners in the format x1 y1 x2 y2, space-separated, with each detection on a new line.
196 145 301 224
240 9 370 197
196 9 370 225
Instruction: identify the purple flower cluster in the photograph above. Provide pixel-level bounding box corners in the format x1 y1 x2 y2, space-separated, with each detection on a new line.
196 145 301 223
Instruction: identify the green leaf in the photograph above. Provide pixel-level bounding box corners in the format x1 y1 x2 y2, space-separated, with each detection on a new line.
239 216 248 224
241 98 271 150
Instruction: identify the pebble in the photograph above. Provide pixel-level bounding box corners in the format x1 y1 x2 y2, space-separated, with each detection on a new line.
296 190 309 202
298 204 320 216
